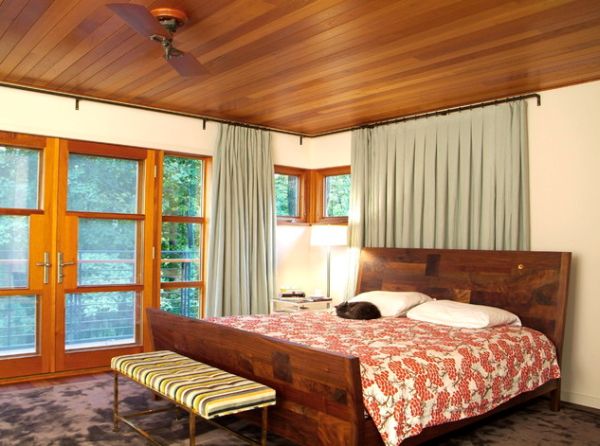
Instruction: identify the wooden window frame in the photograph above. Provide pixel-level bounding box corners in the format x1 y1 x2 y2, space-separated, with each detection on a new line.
155 152 210 319
311 166 351 225
274 165 309 224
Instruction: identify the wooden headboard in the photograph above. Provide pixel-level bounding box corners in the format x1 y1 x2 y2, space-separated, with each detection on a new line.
356 248 571 362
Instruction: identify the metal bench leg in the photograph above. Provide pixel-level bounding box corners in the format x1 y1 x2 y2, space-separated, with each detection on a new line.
113 372 120 432
189 412 196 446
261 407 268 446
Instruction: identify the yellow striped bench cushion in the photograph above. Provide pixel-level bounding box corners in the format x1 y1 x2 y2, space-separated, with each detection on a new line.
111 350 276 419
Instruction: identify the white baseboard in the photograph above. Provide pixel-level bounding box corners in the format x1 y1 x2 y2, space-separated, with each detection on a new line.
562 390 600 409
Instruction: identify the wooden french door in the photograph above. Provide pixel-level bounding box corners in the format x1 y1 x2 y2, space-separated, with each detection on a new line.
0 132 55 378
55 140 154 370
0 134 155 379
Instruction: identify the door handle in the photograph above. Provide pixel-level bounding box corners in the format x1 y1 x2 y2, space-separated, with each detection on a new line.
57 252 76 284
35 252 52 284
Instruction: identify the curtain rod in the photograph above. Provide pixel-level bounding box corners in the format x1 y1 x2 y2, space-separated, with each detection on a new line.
0 81 307 139
1 81 539 140
312 93 541 137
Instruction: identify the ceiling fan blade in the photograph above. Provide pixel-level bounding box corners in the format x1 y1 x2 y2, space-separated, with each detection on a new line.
107 3 168 38
168 53 208 77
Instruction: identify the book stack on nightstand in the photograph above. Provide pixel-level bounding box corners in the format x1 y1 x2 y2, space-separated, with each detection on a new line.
272 290 332 313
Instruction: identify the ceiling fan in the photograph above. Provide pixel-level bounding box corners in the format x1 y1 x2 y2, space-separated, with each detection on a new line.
107 3 207 77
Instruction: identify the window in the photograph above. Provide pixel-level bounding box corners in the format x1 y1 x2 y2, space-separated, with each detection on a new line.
312 166 351 224
158 154 207 318
274 165 307 223
274 165 350 224
324 172 351 218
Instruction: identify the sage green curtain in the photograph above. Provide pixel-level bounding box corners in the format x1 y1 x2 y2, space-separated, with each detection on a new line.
347 101 529 294
206 124 275 317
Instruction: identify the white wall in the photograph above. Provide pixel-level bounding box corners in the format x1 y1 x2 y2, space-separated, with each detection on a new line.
0 86 218 154
308 131 352 168
528 79 600 408
0 85 306 162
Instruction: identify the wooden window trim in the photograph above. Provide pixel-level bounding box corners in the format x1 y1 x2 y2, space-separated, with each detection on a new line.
274 165 309 224
68 140 148 160
65 211 145 220
162 215 205 224
0 130 46 149
0 208 44 216
311 165 350 225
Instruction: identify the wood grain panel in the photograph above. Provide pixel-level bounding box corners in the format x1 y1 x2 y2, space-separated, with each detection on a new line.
0 129 46 148
356 248 571 363
1 0 599 135
147 308 364 446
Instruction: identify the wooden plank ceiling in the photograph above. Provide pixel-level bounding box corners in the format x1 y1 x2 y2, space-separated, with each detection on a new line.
1 0 600 136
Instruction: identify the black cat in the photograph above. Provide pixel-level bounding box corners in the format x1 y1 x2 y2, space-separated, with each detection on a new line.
335 301 381 320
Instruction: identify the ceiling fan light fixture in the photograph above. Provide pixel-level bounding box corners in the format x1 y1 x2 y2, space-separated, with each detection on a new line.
150 7 188 33
107 3 206 77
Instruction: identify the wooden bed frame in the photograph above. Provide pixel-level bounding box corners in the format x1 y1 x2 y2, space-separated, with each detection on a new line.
147 248 571 445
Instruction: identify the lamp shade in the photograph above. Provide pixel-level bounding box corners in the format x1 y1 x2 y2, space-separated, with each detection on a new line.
310 225 347 247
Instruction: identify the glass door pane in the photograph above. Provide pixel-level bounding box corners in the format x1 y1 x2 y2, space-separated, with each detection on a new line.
65 292 137 350
78 219 137 286
0 295 37 357
67 154 139 213
0 146 40 209
0 216 29 288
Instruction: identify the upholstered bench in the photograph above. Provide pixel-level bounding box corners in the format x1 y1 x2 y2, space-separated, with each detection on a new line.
111 350 276 446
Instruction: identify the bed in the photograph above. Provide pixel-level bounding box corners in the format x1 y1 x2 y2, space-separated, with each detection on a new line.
147 247 571 445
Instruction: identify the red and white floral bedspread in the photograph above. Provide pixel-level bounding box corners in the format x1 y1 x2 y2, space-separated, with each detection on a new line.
208 312 560 445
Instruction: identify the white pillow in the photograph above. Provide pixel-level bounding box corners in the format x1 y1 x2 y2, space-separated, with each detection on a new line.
349 291 432 317
406 300 521 328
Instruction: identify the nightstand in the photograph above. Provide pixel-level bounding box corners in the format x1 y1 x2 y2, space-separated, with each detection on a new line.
272 298 332 313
